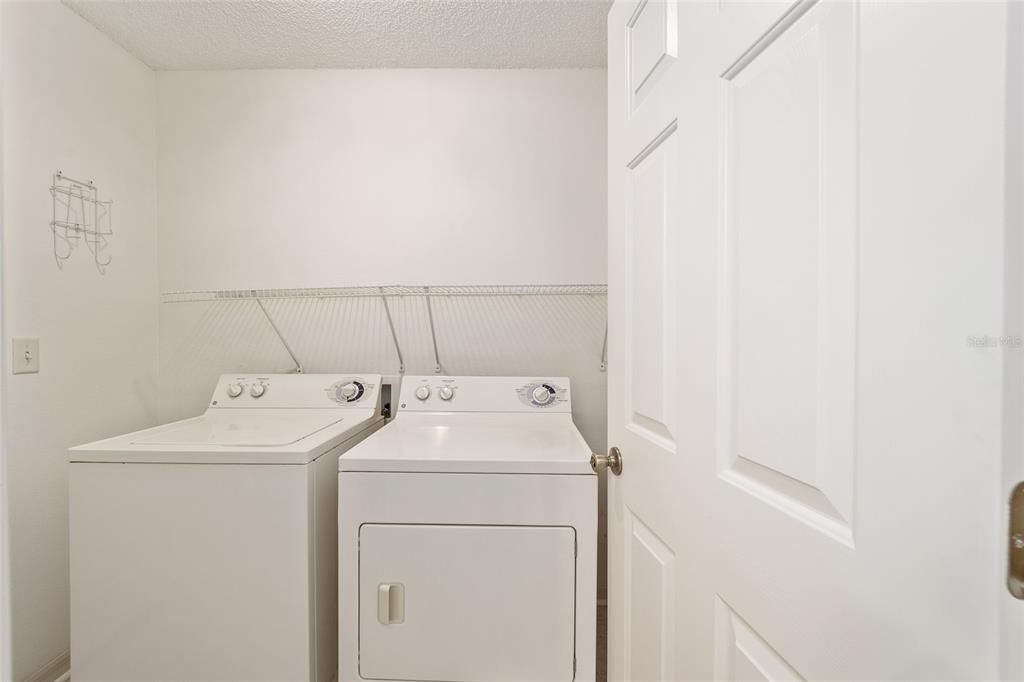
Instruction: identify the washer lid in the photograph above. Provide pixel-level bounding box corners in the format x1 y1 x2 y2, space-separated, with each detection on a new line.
131 411 345 447
338 413 594 475
70 408 382 464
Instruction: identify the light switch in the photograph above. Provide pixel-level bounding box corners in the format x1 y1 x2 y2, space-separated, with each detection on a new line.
12 338 39 374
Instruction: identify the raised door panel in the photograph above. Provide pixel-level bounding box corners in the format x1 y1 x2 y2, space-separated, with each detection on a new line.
624 124 679 454
628 0 677 112
623 512 676 682
717 0 857 544
714 599 803 682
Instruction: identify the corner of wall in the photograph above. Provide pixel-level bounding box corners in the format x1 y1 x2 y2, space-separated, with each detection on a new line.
2 2 159 680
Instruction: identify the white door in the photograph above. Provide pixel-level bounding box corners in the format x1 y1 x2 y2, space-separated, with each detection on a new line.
1003 2 1024 677
607 1 1021 679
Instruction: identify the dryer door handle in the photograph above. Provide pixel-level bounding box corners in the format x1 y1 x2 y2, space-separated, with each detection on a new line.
378 583 405 624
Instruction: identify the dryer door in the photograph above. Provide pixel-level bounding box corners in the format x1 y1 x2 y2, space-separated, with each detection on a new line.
359 524 576 681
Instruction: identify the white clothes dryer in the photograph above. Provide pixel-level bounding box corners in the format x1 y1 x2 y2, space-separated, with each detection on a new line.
339 375 597 682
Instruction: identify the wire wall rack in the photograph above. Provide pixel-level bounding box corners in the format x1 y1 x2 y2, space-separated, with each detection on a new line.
161 284 609 374
50 170 113 274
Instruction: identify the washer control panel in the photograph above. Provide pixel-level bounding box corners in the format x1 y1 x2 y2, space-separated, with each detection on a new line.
223 379 269 401
399 376 571 413
209 374 382 409
325 377 380 405
516 380 568 409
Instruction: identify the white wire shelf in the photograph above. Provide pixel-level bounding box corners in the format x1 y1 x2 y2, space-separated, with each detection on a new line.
161 283 609 374
161 284 608 304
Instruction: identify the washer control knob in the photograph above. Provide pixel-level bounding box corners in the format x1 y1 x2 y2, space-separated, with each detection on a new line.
532 385 553 405
415 385 431 401
250 383 266 399
438 386 454 401
227 383 244 398
341 383 359 400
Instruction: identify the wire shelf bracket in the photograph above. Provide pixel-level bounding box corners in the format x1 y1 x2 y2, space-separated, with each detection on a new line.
380 287 406 374
600 323 608 372
424 287 443 374
255 298 303 374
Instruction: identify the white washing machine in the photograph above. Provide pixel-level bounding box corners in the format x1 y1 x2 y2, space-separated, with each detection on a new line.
70 373 386 682
339 375 597 682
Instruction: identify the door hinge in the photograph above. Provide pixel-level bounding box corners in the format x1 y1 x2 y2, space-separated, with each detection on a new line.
1009 481 1024 599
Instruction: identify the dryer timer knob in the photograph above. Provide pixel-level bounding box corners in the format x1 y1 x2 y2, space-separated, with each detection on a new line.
250 383 266 399
227 383 244 398
532 386 553 405
415 386 431 401
438 386 454 401
340 383 359 400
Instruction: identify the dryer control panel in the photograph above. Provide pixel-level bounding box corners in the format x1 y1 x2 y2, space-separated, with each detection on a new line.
398 376 571 413
209 373 382 409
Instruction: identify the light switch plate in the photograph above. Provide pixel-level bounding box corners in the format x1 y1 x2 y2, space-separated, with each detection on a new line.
12 338 39 374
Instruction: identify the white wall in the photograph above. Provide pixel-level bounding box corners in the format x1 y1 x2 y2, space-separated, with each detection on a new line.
156 68 607 443
0 3 10 678
1 3 159 680
0 49 604 677
157 69 607 291
156 68 610 598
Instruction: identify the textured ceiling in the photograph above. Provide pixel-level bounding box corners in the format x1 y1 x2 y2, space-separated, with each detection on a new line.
62 0 612 70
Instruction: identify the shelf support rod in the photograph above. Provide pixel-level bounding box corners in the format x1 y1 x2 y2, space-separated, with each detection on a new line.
380 287 405 374
424 286 443 374
600 322 608 372
255 297 303 374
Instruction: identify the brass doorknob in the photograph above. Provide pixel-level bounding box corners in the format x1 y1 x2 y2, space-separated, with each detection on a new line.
590 447 623 476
